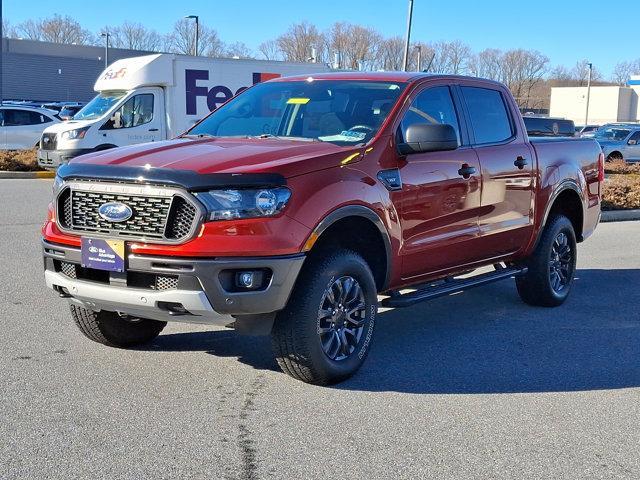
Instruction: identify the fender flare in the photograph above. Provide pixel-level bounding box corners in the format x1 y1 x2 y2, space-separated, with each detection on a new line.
308 205 393 291
535 179 585 248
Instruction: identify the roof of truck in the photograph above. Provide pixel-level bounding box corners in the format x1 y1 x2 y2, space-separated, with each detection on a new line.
272 71 504 85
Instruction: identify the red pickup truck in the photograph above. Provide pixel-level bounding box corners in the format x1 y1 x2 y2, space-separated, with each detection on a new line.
42 72 603 384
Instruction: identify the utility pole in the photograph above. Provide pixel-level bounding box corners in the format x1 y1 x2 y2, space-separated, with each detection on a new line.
101 31 110 68
415 44 422 72
402 0 414 72
185 15 199 56
585 62 593 127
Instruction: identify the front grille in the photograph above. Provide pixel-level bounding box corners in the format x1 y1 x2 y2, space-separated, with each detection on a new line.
57 183 201 243
41 133 57 150
155 275 179 290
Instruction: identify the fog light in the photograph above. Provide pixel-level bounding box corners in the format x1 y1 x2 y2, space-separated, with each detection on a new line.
237 271 255 288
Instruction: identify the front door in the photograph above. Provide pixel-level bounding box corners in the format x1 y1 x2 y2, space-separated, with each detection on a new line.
99 87 165 147
625 131 640 161
394 85 483 281
459 85 535 256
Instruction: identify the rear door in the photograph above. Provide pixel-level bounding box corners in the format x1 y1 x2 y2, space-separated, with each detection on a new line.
99 87 165 147
394 83 484 280
458 84 535 256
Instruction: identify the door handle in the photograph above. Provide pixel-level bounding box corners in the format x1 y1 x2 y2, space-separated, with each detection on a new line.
514 156 528 169
458 164 476 179
148 128 159 132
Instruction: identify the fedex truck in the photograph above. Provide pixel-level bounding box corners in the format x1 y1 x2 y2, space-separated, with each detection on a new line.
38 54 331 169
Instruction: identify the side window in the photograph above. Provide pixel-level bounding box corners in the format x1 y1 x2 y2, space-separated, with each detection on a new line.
4 109 35 126
28 111 52 124
628 131 640 144
399 86 460 143
461 87 513 145
102 94 154 130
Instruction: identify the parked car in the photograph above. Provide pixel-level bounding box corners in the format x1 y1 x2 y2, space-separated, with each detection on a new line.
37 53 331 169
575 125 600 138
522 115 576 137
42 73 603 385
57 103 85 121
0 105 60 150
594 123 640 162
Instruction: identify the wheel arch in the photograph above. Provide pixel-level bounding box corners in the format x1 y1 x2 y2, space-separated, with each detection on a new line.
538 180 585 245
305 205 392 292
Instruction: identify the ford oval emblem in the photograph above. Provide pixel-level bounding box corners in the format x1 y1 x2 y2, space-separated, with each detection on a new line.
98 202 133 222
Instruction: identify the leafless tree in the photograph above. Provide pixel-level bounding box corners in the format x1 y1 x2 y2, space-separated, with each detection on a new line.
2 18 16 38
375 36 405 71
572 59 602 86
276 22 325 62
108 22 162 51
165 19 224 57
258 39 282 61
224 41 254 59
611 60 640 86
500 49 549 109
18 15 93 44
444 40 472 74
468 48 503 80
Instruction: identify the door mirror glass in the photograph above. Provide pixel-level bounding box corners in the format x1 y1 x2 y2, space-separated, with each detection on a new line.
628 139 637 145
398 123 459 154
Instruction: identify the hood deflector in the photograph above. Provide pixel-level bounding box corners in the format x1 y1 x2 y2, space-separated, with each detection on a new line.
57 163 286 191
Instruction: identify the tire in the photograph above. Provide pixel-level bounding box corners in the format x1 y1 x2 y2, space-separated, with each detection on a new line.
516 215 577 307
271 249 377 385
70 305 166 347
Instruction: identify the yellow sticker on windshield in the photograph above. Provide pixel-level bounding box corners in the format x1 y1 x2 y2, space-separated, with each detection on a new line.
287 97 310 104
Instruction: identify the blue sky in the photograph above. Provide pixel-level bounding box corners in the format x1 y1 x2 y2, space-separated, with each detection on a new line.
3 0 634 78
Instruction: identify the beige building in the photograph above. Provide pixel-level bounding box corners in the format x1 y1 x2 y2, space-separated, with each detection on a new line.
549 76 640 126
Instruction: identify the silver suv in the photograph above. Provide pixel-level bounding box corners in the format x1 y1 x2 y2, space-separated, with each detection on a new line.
595 123 640 162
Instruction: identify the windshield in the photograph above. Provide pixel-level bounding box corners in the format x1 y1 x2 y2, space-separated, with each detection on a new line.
188 80 407 146
595 126 631 141
73 91 127 121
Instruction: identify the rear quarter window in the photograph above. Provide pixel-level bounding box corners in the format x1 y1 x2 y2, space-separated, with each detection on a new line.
461 87 513 145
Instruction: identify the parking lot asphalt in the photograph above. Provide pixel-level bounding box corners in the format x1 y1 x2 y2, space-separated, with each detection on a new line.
1 179 640 480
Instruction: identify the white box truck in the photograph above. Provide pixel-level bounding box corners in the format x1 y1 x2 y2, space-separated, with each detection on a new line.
38 53 331 169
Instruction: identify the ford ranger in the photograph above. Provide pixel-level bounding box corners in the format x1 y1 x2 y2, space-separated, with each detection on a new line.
42 72 603 384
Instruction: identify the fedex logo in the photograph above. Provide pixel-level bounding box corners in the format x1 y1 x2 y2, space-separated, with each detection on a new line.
102 67 127 80
185 70 281 115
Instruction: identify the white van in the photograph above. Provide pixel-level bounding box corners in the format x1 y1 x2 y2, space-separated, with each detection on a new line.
38 54 330 169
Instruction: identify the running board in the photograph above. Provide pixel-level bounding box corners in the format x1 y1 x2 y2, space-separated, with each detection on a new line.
381 266 527 308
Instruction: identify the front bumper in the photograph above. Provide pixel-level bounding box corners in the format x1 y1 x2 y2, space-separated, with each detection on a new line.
38 148 94 170
43 240 305 326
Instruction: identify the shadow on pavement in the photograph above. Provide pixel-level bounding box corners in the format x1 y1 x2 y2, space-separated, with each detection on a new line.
148 268 640 393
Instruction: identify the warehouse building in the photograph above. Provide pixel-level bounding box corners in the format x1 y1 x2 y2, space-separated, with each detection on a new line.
0 38 155 102
550 77 640 126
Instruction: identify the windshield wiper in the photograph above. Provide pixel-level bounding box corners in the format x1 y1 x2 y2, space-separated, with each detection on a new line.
181 133 216 139
251 134 321 142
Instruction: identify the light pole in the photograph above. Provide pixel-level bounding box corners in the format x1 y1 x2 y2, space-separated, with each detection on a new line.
100 31 110 68
185 15 199 56
585 62 593 127
415 44 422 72
402 0 414 72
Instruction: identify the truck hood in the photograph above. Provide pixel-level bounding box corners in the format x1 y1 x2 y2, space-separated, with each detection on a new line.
44 119 95 134
71 137 356 178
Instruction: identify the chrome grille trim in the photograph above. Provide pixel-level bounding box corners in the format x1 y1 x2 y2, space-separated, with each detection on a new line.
55 180 205 244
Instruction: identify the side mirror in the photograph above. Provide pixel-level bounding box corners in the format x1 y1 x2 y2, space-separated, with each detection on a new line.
398 123 459 154
628 139 637 145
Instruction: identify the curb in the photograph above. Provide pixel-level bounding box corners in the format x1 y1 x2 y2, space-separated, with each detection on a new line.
601 209 640 223
0 171 55 179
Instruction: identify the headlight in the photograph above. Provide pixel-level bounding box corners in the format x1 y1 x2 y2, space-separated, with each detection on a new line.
52 175 64 196
194 188 291 221
60 126 90 140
